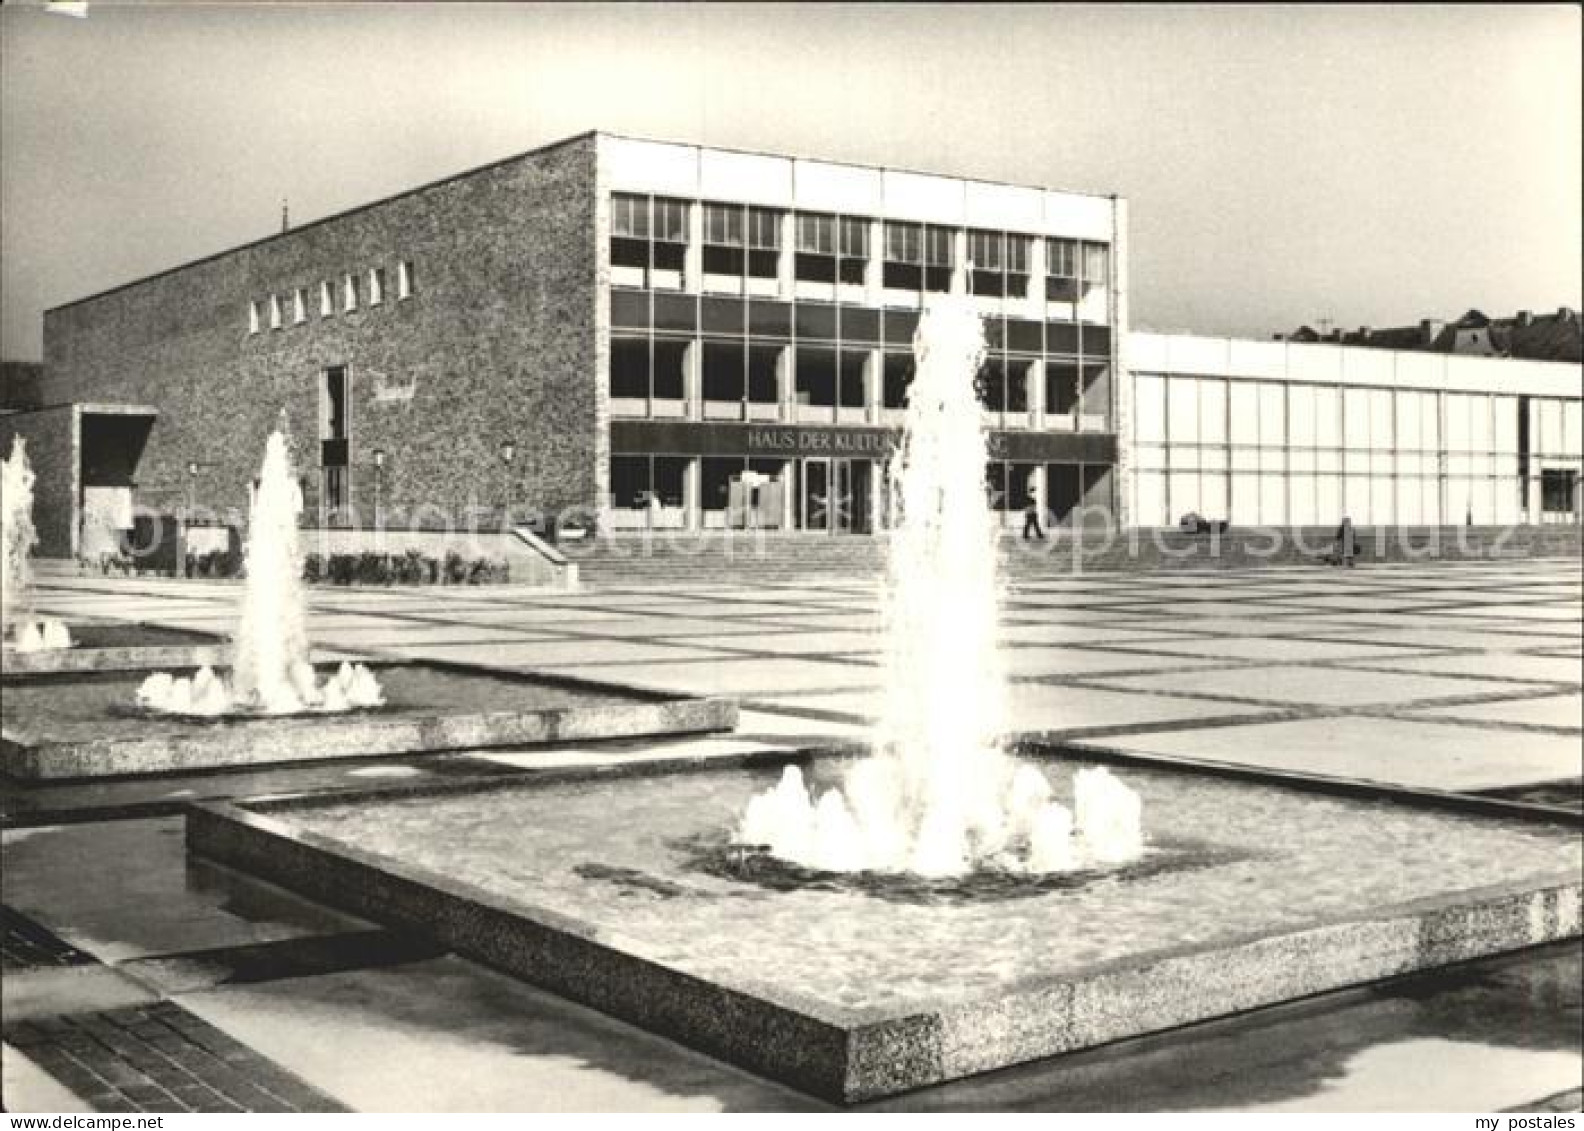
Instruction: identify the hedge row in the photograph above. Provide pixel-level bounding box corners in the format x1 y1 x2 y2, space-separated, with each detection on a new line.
185 549 510 585
305 550 509 586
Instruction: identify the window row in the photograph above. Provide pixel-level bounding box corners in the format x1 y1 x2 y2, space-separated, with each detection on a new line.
1136 447 1525 477
1131 374 1562 455
606 456 1117 527
610 291 1112 351
610 193 1109 302
248 261 415 334
607 337 1110 418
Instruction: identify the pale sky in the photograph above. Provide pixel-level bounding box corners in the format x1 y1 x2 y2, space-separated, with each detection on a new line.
2 2 1579 360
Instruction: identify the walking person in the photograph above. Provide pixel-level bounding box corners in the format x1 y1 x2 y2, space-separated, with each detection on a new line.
1023 479 1045 541
1334 515 1357 568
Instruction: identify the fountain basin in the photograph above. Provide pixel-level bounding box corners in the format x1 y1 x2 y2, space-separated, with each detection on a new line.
2 620 229 677
2 660 736 780
185 752 1581 1103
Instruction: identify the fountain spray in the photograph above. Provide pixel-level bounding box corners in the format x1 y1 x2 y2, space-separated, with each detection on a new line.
136 417 382 716
230 414 318 711
1 437 72 652
738 274 1142 876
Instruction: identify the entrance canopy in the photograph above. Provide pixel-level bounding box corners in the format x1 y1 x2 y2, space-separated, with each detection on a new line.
0 402 157 558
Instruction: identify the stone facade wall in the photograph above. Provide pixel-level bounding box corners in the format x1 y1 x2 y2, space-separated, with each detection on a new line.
1 361 46 411
0 406 78 558
42 134 601 525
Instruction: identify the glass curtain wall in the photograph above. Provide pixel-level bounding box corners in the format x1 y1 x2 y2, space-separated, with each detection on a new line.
1131 372 1539 527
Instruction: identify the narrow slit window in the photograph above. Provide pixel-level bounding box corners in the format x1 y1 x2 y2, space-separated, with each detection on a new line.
397 261 414 299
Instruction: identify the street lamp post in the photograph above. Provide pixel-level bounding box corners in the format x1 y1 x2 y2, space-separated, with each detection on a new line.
499 439 516 529
372 448 386 530
182 461 200 577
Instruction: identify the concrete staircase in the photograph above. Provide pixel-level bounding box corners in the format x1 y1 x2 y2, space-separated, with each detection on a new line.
561 531 889 587
559 524 1583 588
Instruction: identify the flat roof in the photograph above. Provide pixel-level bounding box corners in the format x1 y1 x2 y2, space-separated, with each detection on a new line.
50 129 1115 315
598 130 1118 203
1129 329 1582 398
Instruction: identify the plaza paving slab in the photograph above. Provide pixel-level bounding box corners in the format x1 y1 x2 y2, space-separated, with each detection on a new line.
997 622 1190 645
1079 714 1582 791
701 630 884 657
1090 616 1362 639
746 611 889 632
1300 627 1578 652
323 628 568 649
999 648 1229 679
749 689 886 720
1097 637 1438 664
1430 604 1583 624
1008 682 1285 732
440 604 633 623
306 623 543 645
1357 652 1584 684
378 639 740 669
1085 663 1540 709
771 682 1283 733
532 615 789 639
544 655 879 696
1407 692 1584 732
1092 600 1328 621
1300 612 1581 639
1274 594 1475 614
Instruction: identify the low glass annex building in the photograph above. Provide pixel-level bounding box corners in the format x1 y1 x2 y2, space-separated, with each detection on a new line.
1126 333 1582 528
6 130 1578 558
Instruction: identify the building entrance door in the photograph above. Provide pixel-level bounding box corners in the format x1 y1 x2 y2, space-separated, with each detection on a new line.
800 458 831 532
801 458 874 533
834 458 873 534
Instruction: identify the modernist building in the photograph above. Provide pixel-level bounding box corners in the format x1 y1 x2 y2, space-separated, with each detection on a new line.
7 129 1580 556
17 131 1125 554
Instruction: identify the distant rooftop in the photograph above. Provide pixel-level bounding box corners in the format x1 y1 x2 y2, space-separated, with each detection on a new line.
1277 307 1582 363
